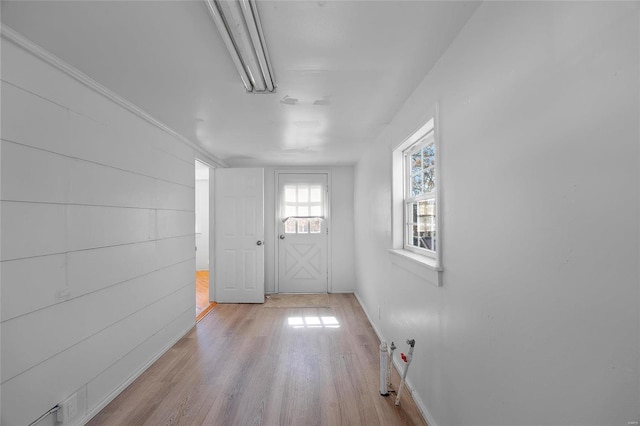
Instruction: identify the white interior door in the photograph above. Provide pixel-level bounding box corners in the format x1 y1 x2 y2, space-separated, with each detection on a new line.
214 168 264 303
277 173 328 293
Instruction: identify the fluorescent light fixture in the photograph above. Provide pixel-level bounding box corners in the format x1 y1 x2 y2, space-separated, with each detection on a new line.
205 0 276 93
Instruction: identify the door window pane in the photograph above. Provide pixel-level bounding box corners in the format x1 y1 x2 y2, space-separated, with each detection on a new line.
285 187 297 202
310 218 321 234
298 187 309 203
297 218 309 233
285 205 296 217
310 186 322 202
285 218 297 234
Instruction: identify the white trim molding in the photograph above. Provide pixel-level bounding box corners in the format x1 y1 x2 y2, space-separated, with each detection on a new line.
1 25 227 169
388 249 442 287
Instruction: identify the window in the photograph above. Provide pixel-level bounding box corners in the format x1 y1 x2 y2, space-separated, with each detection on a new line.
404 129 436 256
390 114 441 284
282 183 324 234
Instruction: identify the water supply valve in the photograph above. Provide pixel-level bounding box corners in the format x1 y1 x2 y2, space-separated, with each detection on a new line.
395 338 416 406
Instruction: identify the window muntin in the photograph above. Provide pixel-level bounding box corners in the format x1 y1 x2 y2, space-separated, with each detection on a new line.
404 129 436 256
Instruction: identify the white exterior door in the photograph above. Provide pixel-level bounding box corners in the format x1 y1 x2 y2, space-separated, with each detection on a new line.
277 173 328 293
214 168 264 303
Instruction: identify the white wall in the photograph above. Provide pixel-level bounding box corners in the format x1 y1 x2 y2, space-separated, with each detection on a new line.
354 2 640 426
195 178 210 271
264 166 356 293
0 35 201 425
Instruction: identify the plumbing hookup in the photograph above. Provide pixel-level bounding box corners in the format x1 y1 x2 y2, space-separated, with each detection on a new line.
379 339 416 406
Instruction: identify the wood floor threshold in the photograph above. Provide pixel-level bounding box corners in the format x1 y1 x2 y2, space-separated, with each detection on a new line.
195 302 216 322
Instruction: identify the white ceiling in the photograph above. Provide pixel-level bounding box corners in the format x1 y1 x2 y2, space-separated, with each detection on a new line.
1 0 479 166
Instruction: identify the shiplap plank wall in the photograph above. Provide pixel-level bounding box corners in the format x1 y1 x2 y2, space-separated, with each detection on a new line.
1 36 197 425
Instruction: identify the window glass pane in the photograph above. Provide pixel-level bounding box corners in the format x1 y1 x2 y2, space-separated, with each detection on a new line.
310 218 321 234
423 144 435 167
412 174 422 196
310 205 322 216
310 186 322 202
407 199 436 251
423 168 435 193
410 224 420 247
411 202 418 223
423 199 436 251
298 186 309 203
424 143 435 158
298 206 309 216
418 233 428 249
418 199 436 217
411 152 422 170
418 211 428 228
285 186 297 202
422 231 435 251
285 218 297 234
297 218 309 233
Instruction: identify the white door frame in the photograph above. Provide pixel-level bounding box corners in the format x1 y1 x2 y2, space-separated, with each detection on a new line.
195 158 216 302
274 169 332 293
208 165 215 302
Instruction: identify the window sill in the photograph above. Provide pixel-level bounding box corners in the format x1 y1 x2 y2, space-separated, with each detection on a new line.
388 249 442 287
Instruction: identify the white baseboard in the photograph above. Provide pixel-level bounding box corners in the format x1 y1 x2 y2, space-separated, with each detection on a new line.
353 291 385 341
78 321 195 425
353 292 438 426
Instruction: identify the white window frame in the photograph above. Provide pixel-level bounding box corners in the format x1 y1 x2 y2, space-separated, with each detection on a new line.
390 109 442 286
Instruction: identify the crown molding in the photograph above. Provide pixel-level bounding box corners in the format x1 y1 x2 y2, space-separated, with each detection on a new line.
1 24 227 168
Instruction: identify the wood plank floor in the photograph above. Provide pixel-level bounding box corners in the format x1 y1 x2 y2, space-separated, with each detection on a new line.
87 294 427 426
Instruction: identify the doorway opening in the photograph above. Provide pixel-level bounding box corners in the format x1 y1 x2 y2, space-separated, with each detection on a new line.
195 160 216 321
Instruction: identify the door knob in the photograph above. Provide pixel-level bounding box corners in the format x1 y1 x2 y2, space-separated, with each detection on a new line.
279 235 285 240
257 240 263 246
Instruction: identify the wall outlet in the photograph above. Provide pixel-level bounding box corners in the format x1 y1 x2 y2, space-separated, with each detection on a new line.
57 393 78 423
